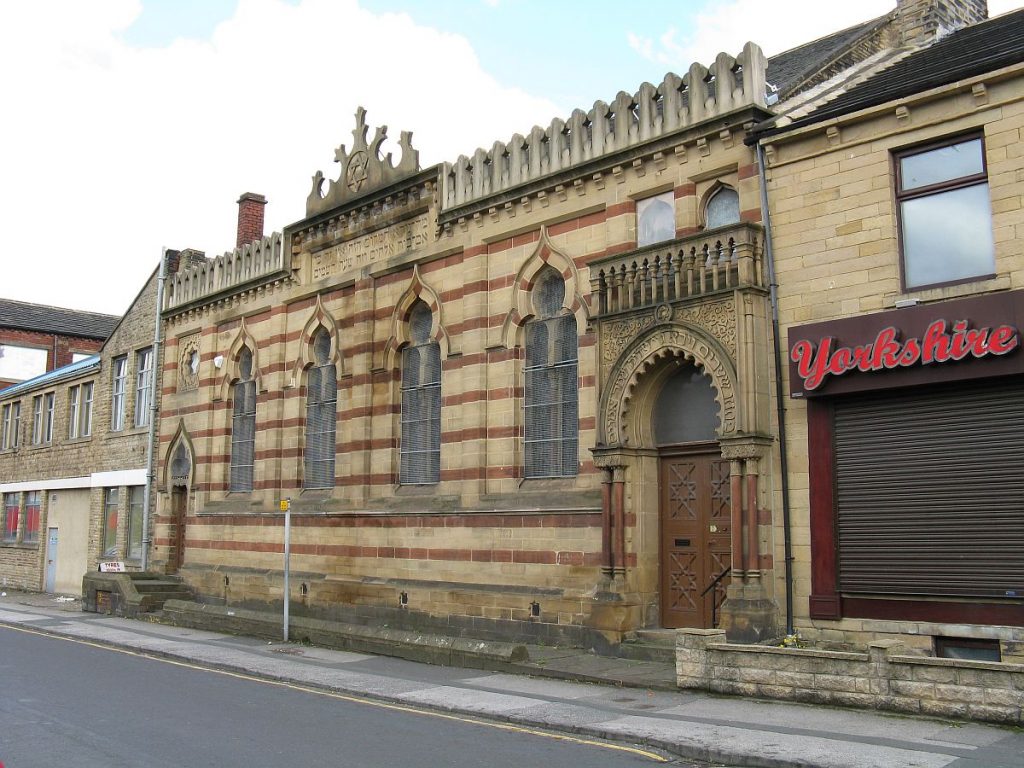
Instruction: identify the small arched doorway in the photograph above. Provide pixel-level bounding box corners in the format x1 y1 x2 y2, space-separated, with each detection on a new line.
653 361 731 628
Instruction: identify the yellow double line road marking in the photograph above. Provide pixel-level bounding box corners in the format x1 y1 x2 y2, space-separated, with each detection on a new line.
3 622 667 762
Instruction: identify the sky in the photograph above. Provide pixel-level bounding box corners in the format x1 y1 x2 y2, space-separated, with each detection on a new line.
2 0 1022 315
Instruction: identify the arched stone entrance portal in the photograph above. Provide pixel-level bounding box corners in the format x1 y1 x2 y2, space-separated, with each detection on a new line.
594 321 776 638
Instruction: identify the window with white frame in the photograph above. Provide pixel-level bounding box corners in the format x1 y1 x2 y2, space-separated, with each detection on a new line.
23 491 40 543
304 329 337 490
400 301 441 485
31 394 52 445
0 345 47 383
135 347 153 428
102 487 119 557
68 382 94 439
524 269 579 478
111 355 128 431
1 401 19 450
896 135 996 290
127 486 144 560
229 347 257 492
2 492 18 542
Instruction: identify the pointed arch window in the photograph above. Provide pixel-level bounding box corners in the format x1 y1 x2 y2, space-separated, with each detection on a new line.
524 269 578 478
304 329 337 489
705 186 740 229
400 301 440 485
230 346 257 492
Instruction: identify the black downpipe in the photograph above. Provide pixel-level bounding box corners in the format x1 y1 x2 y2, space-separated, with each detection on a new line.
756 141 795 635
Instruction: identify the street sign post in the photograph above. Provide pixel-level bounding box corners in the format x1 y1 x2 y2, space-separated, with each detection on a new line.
280 498 291 642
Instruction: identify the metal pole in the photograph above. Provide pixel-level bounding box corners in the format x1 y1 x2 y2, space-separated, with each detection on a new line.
283 499 291 642
141 248 167 572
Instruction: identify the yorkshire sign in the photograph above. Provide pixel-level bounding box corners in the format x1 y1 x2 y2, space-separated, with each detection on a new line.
788 291 1024 397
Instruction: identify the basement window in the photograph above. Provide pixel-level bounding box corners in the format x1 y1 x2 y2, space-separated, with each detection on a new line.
934 636 1001 662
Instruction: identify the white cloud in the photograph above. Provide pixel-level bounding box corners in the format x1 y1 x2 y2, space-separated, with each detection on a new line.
0 0 560 314
628 0 1024 71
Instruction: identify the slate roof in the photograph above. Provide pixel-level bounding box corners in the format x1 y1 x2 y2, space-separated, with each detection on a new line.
780 9 1024 130
766 15 889 97
0 298 120 340
0 355 100 399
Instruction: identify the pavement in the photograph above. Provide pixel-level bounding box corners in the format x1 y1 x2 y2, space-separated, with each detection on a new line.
1 590 1022 768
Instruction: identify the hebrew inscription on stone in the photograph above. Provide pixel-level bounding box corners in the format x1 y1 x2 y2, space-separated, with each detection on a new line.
311 215 430 281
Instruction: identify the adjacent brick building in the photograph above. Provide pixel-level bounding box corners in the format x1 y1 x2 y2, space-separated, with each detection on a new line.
0 275 160 593
0 299 119 390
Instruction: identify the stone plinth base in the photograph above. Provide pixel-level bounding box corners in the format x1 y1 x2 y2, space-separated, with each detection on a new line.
718 582 778 644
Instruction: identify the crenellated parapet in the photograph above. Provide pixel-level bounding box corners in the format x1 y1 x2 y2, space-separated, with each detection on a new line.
163 232 286 314
441 42 768 212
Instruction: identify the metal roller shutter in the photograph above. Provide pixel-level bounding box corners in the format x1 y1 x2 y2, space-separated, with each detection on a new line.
834 378 1024 600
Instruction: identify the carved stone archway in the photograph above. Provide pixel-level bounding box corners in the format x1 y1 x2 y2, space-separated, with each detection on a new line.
600 322 740 449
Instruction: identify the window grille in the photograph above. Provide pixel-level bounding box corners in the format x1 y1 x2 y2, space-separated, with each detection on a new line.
230 347 256 492
524 271 578 478
705 187 740 229
304 329 337 489
2 492 19 542
400 302 441 484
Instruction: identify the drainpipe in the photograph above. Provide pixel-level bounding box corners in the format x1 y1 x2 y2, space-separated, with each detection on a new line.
141 249 167 571
755 142 795 635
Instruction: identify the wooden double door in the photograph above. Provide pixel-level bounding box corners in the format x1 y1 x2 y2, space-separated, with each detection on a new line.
659 448 732 628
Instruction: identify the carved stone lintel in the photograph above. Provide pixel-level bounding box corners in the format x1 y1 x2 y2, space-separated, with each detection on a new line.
717 434 773 461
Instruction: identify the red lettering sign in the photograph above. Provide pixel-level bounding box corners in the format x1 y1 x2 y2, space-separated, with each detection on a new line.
790 319 1019 391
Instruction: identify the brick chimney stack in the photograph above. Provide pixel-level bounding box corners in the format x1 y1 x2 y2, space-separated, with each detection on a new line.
896 0 988 46
236 192 267 248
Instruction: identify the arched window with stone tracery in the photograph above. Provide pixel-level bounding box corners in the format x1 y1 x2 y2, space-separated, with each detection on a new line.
304 329 337 489
400 301 441 484
229 346 256 492
524 269 578 478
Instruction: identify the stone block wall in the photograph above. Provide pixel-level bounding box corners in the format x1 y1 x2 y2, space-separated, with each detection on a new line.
677 629 1024 724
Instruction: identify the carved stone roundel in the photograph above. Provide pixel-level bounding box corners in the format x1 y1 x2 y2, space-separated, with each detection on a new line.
346 151 369 192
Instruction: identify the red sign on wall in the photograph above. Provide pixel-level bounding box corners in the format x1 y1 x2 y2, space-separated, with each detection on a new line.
788 291 1024 397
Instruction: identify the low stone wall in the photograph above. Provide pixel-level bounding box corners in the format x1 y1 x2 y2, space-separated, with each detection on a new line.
676 628 1024 725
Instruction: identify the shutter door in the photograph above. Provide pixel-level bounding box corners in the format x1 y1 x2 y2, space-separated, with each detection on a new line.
834 378 1024 600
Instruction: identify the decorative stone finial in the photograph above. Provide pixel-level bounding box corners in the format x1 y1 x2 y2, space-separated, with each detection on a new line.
306 107 421 216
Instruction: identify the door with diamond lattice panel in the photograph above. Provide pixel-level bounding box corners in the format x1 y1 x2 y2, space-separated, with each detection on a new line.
659 451 732 628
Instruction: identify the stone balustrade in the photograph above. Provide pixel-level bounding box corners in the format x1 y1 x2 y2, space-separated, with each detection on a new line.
441 42 768 212
164 233 286 313
589 223 765 317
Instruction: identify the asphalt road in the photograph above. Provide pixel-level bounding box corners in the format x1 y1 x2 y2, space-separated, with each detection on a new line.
0 625 685 768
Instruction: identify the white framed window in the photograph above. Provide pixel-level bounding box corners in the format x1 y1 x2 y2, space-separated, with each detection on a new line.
127 485 144 560
102 487 119 557
135 347 153 428
524 270 579 478
111 355 128 431
1 401 20 450
43 392 54 443
31 395 43 444
81 382 93 437
68 382 94 439
896 135 995 291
